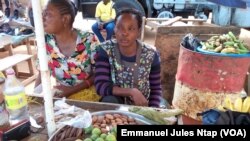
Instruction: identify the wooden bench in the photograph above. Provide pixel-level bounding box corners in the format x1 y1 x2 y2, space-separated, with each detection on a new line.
140 16 215 41
0 54 37 86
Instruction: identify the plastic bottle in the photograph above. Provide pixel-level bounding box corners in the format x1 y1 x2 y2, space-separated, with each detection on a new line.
0 72 9 129
3 68 29 125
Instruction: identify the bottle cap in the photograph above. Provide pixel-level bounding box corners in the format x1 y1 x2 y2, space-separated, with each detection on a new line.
5 68 15 75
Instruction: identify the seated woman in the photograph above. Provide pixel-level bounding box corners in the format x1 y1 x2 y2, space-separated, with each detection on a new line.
34 0 100 102
94 8 162 107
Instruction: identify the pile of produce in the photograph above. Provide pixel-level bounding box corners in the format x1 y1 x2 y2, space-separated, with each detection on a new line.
129 107 183 125
50 113 141 141
217 96 250 113
82 125 117 141
200 31 249 54
50 125 83 141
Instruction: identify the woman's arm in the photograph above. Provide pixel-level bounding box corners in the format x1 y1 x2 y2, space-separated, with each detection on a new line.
54 75 93 98
148 52 162 107
94 47 113 96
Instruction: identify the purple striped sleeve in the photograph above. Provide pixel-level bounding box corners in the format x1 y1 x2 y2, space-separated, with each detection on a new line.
148 52 162 107
94 47 114 96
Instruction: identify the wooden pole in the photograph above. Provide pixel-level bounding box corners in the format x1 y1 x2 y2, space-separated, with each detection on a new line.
31 0 56 137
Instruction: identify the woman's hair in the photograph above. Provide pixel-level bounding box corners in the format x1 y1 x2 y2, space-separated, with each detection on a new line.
48 0 77 25
115 8 142 29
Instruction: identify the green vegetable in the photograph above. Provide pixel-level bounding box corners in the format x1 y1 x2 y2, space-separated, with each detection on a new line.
223 41 234 46
238 42 249 51
105 134 116 141
83 138 92 141
228 31 237 41
84 125 93 134
90 134 99 140
92 128 101 136
100 133 107 139
237 48 249 54
129 107 183 125
95 137 104 141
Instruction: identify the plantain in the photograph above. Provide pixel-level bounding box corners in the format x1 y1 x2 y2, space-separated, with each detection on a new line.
214 45 223 52
242 97 250 113
217 105 226 112
234 97 243 112
223 96 234 111
237 48 249 54
228 31 237 41
238 42 249 51
221 47 237 54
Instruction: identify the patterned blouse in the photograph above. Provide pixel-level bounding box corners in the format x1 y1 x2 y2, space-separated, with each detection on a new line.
45 29 98 86
95 40 162 107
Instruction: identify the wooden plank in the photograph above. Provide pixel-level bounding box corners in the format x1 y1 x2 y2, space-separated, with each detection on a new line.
206 12 213 24
146 17 206 22
157 26 241 36
0 35 12 49
141 16 146 41
0 54 32 71
146 21 159 29
20 73 38 86
161 16 182 26
187 16 195 25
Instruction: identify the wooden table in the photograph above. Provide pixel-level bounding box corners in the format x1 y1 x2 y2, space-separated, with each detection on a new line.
21 96 199 141
0 35 13 55
22 97 127 141
0 34 37 86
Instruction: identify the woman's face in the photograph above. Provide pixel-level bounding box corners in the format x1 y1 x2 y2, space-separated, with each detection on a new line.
114 13 140 48
43 4 64 34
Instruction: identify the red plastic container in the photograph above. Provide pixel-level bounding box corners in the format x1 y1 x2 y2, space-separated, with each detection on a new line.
176 45 250 93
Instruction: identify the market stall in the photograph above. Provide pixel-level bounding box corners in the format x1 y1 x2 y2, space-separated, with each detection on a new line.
19 96 183 141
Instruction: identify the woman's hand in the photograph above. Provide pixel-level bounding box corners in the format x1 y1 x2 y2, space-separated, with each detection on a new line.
129 88 148 106
53 79 91 98
53 85 71 98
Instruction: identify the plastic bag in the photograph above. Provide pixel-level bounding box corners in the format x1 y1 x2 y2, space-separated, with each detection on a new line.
54 98 92 129
198 109 250 125
181 33 201 51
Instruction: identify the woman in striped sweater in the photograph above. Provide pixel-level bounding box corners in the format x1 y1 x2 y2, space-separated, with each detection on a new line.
94 8 162 107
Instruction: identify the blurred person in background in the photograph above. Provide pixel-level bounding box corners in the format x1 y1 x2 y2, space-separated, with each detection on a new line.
92 0 116 43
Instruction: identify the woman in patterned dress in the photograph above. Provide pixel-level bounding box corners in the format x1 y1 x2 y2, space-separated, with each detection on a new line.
34 0 100 101
94 8 162 107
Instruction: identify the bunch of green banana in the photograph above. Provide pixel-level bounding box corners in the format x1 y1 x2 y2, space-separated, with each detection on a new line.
200 31 249 54
217 96 250 113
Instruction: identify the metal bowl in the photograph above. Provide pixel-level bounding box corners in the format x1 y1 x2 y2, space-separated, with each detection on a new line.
91 110 158 125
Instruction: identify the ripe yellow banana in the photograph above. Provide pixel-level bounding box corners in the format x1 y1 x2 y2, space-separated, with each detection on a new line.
217 105 226 112
223 96 234 111
242 97 250 113
0 71 5 78
234 97 243 112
